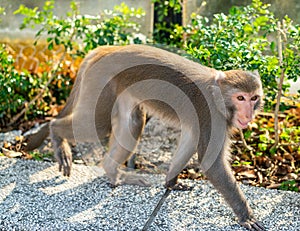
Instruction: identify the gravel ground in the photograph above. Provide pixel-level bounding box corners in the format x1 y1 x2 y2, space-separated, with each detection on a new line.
1 118 300 230
0 157 300 231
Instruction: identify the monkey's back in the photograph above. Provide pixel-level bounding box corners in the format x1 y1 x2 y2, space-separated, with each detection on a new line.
64 45 219 137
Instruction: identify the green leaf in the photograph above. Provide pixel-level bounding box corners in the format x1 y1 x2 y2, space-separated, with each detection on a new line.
244 130 252 139
54 37 61 45
244 24 253 33
48 41 54 50
270 146 277 155
270 41 276 53
258 143 268 151
254 16 269 27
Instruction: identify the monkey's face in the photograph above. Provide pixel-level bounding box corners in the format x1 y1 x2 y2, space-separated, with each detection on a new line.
231 92 261 129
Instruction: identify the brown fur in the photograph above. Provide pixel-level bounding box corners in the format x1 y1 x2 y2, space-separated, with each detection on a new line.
25 45 264 230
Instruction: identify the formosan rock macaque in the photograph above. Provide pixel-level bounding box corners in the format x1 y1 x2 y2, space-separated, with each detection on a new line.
25 45 264 230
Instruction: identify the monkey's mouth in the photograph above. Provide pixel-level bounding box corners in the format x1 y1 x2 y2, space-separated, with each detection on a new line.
238 120 249 129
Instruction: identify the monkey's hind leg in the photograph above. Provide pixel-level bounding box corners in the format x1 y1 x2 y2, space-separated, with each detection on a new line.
102 104 148 186
50 116 74 176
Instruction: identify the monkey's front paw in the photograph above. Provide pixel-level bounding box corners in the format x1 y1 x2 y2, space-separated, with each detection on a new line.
240 218 265 231
165 177 193 191
165 182 194 191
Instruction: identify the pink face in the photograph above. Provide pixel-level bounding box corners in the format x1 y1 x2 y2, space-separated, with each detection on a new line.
231 92 260 129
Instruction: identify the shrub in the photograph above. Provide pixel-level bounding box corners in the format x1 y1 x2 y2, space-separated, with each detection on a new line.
184 0 300 109
0 1 145 127
152 0 183 46
151 0 300 109
0 44 50 126
14 1 145 55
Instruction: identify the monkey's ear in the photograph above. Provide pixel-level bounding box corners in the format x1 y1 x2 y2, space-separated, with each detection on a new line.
252 70 260 78
215 71 226 85
208 85 227 118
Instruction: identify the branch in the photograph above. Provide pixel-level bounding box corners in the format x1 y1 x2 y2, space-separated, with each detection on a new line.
182 0 187 42
271 20 287 150
278 142 300 147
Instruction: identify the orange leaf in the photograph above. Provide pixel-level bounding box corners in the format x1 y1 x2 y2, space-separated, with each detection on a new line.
237 170 257 179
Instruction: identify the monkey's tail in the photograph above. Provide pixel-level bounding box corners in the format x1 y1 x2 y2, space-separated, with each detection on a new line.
24 122 50 151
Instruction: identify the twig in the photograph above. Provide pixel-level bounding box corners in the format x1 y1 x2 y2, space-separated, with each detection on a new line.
272 20 287 150
278 142 300 147
181 0 187 42
142 189 171 231
257 111 286 118
280 142 300 146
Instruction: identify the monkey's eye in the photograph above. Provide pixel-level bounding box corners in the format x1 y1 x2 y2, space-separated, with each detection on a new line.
251 95 259 101
237 96 245 101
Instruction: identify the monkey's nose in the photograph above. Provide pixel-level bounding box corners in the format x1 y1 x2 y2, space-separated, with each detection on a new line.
245 107 254 120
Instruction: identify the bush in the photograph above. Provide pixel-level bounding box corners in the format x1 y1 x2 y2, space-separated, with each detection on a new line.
184 0 299 109
152 0 183 46
14 1 145 55
0 44 50 126
151 0 300 109
0 1 145 127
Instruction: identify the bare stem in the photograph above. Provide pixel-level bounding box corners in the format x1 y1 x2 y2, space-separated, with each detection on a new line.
271 20 287 150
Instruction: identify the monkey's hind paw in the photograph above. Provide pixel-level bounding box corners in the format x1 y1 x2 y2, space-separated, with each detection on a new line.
118 173 151 187
240 218 265 231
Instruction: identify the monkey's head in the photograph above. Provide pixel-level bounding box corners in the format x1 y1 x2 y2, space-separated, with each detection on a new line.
215 70 263 129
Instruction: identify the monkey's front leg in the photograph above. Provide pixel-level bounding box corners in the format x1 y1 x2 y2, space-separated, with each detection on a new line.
165 129 197 190
204 156 265 231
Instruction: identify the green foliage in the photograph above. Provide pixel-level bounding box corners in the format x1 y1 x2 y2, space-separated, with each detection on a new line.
0 1 146 126
152 0 183 46
153 0 300 109
29 151 53 161
14 1 145 55
0 45 50 125
83 3 145 53
185 0 280 108
282 16 300 85
279 180 299 192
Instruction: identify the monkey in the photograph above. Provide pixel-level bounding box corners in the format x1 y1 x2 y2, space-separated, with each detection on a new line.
25 45 264 230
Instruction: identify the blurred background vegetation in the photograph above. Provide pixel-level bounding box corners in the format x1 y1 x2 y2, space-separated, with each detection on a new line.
0 0 299 191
